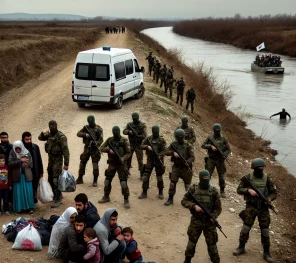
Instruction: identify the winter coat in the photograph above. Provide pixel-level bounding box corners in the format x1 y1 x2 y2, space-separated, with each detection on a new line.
83 238 101 263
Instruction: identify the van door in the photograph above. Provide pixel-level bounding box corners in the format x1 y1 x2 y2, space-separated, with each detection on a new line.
124 59 136 97
133 59 143 92
74 62 92 100
91 54 111 102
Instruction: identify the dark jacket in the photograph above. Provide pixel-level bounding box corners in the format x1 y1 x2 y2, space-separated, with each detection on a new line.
0 142 13 164
8 150 33 182
58 224 87 263
81 201 100 228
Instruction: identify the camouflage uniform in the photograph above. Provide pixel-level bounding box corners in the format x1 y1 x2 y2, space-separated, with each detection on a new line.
176 126 196 145
76 124 103 185
139 135 166 198
201 134 230 191
153 62 161 84
100 136 131 200
146 53 154 76
38 129 69 204
123 120 147 175
186 88 196 113
182 184 222 263
237 172 277 248
159 65 167 88
176 78 186 105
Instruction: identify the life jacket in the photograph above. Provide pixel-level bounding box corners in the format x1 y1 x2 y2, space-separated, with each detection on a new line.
125 238 142 261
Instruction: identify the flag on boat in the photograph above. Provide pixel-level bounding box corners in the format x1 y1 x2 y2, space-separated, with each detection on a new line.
256 42 265 51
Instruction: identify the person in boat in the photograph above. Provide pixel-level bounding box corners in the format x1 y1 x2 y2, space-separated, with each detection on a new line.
270 108 291 120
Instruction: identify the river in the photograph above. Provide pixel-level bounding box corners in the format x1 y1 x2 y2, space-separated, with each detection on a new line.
142 27 296 175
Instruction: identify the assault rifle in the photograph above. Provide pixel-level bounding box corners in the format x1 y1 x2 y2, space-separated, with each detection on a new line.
108 141 130 176
127 123 141 138
188 190 227 238
207 137 230 165
171 144 193 173
85 125 102 155
241 175 277 215
147 138 164 167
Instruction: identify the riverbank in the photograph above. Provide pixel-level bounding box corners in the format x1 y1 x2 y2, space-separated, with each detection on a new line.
132 28 296 261
172 17 296 57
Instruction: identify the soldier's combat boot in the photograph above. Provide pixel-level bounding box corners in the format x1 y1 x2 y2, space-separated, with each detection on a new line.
233 241 246 256
138 189 147 199
93 175 98 187
98 195 110 204
164 195 174 206
124 196 130 209
158 189 164 200
51 191 62 208
220 188 226 198
263 246 273 263
183 256 192 263
76 175 84 184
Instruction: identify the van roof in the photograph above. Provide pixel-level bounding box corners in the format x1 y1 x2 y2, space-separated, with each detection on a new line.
79 47 132 56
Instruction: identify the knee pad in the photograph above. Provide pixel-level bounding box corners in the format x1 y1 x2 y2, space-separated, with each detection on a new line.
104 179 111 187
120 180 128 189
142 175 149 183
261 228 270 238
242 224 251 234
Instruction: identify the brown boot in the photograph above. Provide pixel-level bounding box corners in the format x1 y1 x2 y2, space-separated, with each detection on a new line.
98 195 110 203
138 190 147 199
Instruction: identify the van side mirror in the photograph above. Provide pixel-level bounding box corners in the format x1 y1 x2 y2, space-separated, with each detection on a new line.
140 66 145 73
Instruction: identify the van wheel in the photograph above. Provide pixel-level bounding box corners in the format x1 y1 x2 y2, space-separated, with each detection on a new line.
114 95 123 109
135 84 145 99
77 103 85 108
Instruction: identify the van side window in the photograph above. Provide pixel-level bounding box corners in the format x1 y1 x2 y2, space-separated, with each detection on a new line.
93 64 110 81
76 63 91 80
114 62 126 80
134 59 140 72
125 59 134 75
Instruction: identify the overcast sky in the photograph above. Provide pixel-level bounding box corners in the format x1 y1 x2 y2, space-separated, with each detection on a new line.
1 0 296 19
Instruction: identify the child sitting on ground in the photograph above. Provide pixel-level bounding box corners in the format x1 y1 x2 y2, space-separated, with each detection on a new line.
83 228 101 263
122 227 143 263
0 154 11 216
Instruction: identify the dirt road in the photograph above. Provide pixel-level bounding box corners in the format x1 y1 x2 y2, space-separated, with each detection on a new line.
0 31 286 263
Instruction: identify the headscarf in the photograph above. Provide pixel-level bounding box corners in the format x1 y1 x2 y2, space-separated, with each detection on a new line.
47 207 78 258
13 140 29 159
100 208 116 231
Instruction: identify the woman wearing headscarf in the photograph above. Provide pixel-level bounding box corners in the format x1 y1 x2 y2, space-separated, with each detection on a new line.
8 140 35 214
48 207 78 259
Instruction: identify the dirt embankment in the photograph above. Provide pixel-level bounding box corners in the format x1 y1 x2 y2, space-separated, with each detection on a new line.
0 23 103 94
173 17 296 57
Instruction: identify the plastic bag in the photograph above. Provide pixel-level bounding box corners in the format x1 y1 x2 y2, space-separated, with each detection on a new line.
12 223 42 251
37 177 53 203
58 170 76 192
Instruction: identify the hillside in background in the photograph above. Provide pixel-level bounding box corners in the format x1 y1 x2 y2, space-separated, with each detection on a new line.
0 12 89 20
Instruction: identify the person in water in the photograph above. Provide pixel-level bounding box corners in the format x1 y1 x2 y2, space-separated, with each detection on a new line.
270 108 291 120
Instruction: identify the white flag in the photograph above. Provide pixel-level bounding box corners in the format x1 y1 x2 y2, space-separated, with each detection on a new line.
256 42 265 51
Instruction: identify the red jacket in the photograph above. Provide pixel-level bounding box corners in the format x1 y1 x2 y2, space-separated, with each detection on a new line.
0 165 10 189
125 238 142 261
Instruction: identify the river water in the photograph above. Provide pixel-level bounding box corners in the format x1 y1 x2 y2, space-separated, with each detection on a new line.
142 27 296 175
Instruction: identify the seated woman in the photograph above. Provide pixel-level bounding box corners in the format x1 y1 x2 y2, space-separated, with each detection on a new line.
48 207 78 259
8 140 35 215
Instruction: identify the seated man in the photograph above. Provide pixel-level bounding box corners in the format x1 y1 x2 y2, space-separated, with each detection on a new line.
58 215 87 263
94 208 126 263
75 193 100 228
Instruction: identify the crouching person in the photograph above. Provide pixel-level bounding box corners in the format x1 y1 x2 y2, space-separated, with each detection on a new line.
94 208 126 263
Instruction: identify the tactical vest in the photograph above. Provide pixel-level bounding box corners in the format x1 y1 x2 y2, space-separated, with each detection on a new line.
127 122 145 145
83 125 101 146
245 172 268 202
191 185 217 215
45 131 65 156
208 135 226 158
108 137 126 161
146 136 164 159
171 141 191 166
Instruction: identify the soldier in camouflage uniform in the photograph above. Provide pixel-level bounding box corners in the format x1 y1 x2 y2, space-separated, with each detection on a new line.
164 129 195 206
186 87 196 113
201 124 231 198
182 170 222 263
233 158 277 263
38 120 70 208
153 60 161 84
146 52 154 76
138 125 166 200
159 64 167 88
176 77 186 105
76 115 103 187
98 126 131 208
165 66 174 98
123 112 147 179
176 116 196 145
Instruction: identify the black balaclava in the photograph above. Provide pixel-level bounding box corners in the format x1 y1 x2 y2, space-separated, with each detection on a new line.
132 112 140 125
112 126 121 140
213 123 221 138
254 167 264 178
199 169 211 190
87 115 96 128
181 116 188 129
175 129 185 144
49 120 58 135
152 125 160 138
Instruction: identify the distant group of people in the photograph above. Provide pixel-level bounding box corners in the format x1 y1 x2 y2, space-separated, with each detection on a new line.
146 52 196 113
105 26 126 34
254 54 282 67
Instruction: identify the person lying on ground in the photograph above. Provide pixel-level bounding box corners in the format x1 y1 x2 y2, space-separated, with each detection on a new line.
83 228 101 263
122 227 143 263
94 208 126 263
48 207 77 259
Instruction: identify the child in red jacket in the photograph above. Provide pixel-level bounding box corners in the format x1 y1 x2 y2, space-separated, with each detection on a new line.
83 228 101 263
122 227 143 263
0 154 11 215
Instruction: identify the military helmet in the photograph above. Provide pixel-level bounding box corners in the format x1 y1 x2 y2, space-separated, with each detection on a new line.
174 129 185 138
251 158 266 169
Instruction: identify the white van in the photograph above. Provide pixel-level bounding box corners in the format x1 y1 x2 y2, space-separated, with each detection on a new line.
72 46 145 109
